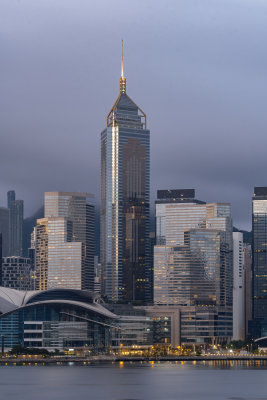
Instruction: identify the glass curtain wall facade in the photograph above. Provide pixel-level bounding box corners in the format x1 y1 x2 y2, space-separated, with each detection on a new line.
154 231 224 307
101 62 150 302
0 207 9 257
155 190 206 246
47 218 83 289
232 232 245 341
154 190 233 342
35 192 95 291
45 192 95 291
0 289 116 352
251 187 267 336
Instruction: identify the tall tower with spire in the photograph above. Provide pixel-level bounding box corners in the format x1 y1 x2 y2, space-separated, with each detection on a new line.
101 42 150 303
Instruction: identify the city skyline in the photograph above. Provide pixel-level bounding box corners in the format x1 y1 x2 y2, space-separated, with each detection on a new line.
1 2 267 398
1 1 267 230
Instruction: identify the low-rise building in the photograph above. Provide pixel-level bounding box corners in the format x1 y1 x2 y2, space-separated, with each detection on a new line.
0 288 116 352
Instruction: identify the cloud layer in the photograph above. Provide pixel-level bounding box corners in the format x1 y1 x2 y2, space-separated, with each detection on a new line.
1 0 267 229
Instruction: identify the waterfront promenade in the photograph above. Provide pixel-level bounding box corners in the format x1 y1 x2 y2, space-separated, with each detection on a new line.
1 354 267 365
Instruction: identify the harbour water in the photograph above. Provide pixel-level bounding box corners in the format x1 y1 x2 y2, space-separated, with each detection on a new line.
0 360 267 400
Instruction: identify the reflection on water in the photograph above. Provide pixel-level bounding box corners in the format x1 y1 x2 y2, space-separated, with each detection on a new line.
2 359 267 369
0 361 267 400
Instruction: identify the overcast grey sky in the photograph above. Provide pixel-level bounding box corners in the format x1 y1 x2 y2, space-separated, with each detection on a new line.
1 0 267 229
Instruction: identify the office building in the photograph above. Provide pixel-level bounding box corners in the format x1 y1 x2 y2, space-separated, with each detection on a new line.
243 244 252 337
94 256 101 293
101 44 150 302
110 303 232 348
153 189 233 344
28 226 36 274
35 218 48 290
0 207 9 257
7 190 15 210
35 192 95 291
1 257 34 291
232 232 245 340
7 191 24 256
250 187 267 337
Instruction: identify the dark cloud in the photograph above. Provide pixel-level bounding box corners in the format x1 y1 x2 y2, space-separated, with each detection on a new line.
1 0 267 230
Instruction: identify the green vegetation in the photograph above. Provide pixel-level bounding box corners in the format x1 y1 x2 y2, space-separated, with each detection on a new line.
223 340 258 353
8 345 64 356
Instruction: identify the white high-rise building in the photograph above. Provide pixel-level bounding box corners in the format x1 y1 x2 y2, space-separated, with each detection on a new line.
153 189 233 344
233 231 245 340
35 192 95 291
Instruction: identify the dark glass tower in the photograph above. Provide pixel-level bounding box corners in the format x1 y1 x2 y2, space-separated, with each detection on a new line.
101 43 150 302
7 191 24 256
7 190 15 210
0 207 10 257
252 187 267 334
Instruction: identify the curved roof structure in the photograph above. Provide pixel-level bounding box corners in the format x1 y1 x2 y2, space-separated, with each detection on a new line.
0 287 116 319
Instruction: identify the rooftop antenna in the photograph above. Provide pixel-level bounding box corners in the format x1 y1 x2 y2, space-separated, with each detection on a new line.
120 40 126 94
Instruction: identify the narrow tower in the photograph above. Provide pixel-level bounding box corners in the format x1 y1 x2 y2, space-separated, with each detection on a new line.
101 43 150 302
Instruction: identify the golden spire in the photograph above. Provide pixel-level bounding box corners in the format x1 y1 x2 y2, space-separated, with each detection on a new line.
120 40 126 94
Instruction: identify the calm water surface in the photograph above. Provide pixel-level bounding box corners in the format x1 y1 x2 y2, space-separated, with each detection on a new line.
0 360 267 400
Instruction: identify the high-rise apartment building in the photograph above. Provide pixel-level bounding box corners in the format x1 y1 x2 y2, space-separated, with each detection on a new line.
7 191 23 256
35 218 48 290
1 256 34 291
35 192 95 291
251 187 267 337
0 207 9 257
154 189 233 343
101 44 150 302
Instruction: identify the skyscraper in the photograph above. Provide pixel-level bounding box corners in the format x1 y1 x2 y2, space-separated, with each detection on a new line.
35 218 48 290
7 191 23 256
154 190 233 306
35 192 95 291
1 256 34 291
0 234 2 286
251 187 267 337
0 207 10 257
7 190 15 210
243 243 252 337
101 43 150 302
233 232 245 341
153 189 233 343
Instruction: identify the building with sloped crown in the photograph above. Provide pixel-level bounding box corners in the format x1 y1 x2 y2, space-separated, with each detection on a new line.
0 287 116 352
101 42 150 303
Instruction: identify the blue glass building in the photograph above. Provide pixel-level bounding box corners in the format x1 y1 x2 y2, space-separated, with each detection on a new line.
101 45 150 303
250 187 267 338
